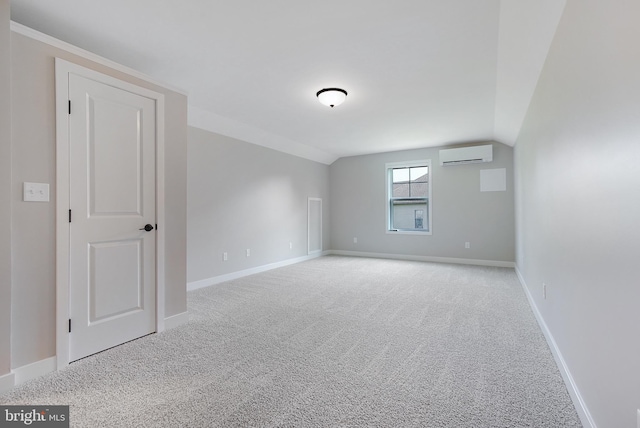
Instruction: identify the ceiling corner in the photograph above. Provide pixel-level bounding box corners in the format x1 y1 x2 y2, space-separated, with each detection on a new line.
494 0 567 145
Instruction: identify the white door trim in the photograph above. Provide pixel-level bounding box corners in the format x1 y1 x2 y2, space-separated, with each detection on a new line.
55 58 166 369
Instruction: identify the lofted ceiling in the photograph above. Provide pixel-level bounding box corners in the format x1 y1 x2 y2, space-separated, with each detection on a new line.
9 1 566 164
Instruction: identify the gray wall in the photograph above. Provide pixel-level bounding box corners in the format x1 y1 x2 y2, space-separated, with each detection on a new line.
10 32 188 369
187 127 331 284
0 0 11 377
330 142 514 262
514 0 640 427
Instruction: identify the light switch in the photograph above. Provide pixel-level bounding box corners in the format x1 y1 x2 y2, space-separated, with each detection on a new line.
23 182 50 202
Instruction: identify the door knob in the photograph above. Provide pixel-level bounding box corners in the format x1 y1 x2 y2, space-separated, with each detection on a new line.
139 224 154 232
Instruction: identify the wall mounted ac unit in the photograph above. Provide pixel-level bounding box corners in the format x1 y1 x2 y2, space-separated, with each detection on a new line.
439 144 493 166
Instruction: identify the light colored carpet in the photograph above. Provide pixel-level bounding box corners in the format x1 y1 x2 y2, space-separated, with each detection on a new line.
0 256 582 427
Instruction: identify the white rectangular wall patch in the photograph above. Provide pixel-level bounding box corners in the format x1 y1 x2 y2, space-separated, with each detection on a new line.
480 168 506 192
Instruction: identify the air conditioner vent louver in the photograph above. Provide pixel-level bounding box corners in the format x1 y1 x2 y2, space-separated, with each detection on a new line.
439 144 493 166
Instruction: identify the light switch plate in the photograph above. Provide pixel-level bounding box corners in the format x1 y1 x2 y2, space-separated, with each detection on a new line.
23 182 50 202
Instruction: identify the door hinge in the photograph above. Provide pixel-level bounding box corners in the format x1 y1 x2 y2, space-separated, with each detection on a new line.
68 100 71 115
69 209 72 223
68 319 71 333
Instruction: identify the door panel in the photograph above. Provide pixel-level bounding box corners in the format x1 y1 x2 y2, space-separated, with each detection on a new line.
89 96 143 216
89 239 143 322
69 73 156 362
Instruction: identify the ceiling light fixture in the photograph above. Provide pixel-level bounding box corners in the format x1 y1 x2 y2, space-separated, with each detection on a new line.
316 88 347 108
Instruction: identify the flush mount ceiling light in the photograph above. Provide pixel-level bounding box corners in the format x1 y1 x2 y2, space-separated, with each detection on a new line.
316 88 348 108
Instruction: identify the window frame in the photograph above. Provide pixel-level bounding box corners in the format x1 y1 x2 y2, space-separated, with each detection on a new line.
385 159 432 235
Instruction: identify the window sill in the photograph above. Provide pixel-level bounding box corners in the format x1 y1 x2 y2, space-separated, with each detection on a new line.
386 230 432 236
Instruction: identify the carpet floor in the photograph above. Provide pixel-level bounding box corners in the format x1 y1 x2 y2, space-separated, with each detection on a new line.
0 256 582 427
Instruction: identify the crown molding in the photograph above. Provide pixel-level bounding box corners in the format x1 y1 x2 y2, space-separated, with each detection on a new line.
188 105 337 165
10 21 188 96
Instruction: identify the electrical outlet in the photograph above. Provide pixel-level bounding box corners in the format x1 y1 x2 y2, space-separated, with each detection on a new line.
353 237 357 244
246 249 250 257
289 242 293 250
222 252 228 261
465 242 470 249
542 282 547 300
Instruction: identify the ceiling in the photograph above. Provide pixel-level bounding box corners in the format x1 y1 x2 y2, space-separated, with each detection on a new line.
9 1 566 164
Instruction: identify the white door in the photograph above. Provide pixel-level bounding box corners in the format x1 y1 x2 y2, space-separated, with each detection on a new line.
68 73 157 361
308 198 322 254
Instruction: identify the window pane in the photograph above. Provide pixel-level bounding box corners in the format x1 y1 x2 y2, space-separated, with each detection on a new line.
392 183 409 198
391 200 428 231
410 182 428 197
392 168 409 183
410 167 428 182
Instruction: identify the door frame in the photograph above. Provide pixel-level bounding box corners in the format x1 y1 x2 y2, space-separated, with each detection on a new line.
307 197 322 255
54 58 166 369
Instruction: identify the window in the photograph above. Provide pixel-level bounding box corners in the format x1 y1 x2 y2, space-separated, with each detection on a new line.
386 160 431 234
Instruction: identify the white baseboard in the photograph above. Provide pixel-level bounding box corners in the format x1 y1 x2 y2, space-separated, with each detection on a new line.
13 356 57 386
2 315 188 393
0 371 15 393
515 266 596 428
164 311 189 330
187 251 330 291
188 250 513 292
329 250 515 268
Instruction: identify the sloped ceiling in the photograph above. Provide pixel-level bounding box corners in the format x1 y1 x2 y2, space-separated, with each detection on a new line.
10 0 565 164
